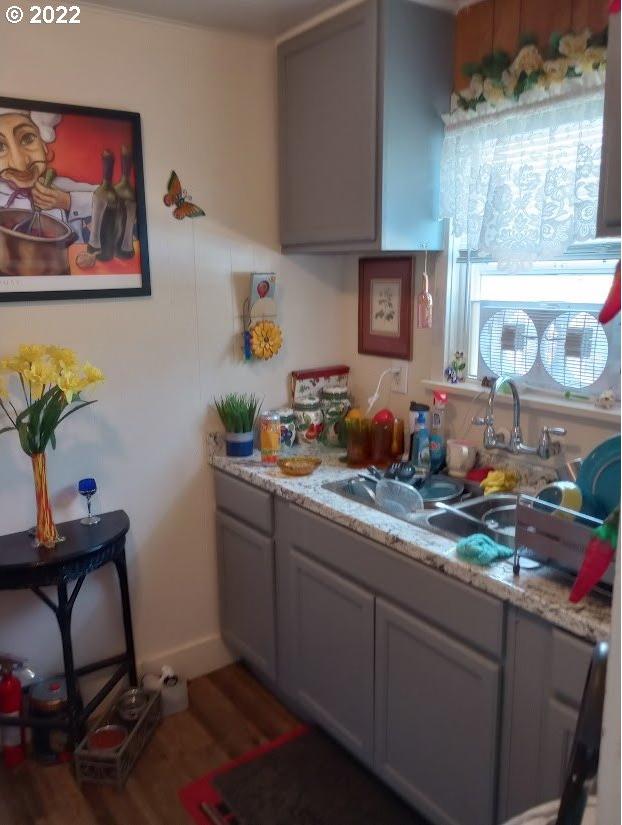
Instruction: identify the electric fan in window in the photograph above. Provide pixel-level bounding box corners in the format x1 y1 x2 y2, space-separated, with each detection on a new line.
479 309 538 378
540 312 608 389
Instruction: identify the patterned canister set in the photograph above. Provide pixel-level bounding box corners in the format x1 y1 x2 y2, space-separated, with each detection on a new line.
280 386 351 447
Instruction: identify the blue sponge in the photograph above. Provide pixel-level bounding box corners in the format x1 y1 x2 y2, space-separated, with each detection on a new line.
456 533 513 565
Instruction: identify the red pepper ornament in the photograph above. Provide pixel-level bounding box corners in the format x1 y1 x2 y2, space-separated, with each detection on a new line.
569 508 619 603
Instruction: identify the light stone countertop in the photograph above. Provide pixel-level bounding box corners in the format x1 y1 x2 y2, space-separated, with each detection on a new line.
211 449 612 643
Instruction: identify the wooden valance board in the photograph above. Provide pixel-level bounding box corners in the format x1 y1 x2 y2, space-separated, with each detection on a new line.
454 0 610 92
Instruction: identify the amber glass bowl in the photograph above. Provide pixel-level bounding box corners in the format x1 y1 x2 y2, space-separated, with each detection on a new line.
277 457 322 477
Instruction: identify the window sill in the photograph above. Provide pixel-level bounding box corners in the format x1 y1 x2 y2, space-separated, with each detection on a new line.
421 379 621 425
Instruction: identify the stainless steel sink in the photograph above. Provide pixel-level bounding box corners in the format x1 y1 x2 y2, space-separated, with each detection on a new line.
423 493 518 545
323 476 517 545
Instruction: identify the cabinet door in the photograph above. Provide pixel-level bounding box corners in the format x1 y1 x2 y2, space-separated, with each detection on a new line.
375 598 500 825
288 549 375 763
216 511 276 680
540 699 578 801
278 1 379 248
597 12 621 236
498 610 592 822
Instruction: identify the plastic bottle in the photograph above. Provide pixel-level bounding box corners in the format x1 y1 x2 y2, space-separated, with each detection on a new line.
429 391 448 473
411 412 430 471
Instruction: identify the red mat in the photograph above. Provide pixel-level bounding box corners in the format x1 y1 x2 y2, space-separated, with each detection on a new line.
178 725 310 825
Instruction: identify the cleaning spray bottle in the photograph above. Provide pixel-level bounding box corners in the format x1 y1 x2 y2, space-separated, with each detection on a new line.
429 391 448 473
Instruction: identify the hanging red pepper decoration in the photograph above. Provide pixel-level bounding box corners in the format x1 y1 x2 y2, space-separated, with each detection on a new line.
569 508 619 603
599 261 621 324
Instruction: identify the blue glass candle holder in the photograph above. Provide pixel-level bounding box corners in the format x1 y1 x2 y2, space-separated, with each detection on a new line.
78 477 100 526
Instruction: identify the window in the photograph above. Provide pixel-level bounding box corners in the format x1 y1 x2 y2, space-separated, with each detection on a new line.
449 241 621 398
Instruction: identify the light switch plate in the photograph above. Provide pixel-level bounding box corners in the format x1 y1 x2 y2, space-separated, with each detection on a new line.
391 360 408 394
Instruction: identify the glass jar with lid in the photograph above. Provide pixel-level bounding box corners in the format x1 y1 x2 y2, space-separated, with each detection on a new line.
259 411 281 464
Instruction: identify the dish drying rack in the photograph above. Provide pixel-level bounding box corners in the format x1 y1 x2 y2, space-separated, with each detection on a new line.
514 494 614 588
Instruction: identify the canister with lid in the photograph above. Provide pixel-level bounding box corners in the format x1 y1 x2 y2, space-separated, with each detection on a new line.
279 408 297 448
321 387 350 447
293 397 324 442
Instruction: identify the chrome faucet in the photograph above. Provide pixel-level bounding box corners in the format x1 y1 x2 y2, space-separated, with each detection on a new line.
472 376 566 459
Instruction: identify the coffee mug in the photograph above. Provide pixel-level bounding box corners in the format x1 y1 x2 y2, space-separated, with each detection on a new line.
446 439 478 478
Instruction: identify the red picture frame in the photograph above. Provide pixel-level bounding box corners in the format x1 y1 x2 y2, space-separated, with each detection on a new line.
358 257 413 359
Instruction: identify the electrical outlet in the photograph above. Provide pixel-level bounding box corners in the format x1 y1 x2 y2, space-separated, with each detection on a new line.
391 361 408 395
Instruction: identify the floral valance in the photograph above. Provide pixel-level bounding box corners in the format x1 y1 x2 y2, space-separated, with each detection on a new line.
443 29 607 126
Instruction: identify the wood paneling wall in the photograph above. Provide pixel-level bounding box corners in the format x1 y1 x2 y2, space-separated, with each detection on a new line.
453 0 609 90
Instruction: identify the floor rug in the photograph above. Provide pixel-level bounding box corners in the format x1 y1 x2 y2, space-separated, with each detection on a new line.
179 725 430 825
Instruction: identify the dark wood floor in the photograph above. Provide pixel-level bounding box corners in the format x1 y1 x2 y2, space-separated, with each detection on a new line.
0 664 300 825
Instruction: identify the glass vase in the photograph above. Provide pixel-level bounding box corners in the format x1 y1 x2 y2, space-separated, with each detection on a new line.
31 452 61 548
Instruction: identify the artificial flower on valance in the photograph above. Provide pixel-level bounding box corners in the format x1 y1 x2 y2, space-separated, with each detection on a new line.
445 28 607 125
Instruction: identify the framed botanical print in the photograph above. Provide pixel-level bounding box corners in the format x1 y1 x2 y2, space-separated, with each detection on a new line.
0 96 150 302
358 256 413 359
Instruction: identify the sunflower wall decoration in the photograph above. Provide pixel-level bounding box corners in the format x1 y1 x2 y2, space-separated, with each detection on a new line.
250 320 283 360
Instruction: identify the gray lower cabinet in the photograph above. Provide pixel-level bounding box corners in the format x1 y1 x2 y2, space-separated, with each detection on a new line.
375 598 500 825
498 609 592 821
215 510 276 681
285 548 375 764
214 474 598 825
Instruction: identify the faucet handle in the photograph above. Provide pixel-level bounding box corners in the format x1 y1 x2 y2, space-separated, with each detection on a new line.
472 415 490 426
543 426 567 437
538 425 567 459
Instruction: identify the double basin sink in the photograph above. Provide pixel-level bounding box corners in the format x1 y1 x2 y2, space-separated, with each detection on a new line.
323 475 518 545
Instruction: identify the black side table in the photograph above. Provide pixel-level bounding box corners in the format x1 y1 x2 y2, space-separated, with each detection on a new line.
0 510 137 749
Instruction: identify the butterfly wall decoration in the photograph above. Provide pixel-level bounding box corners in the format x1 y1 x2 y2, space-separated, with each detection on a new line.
163 171 206 219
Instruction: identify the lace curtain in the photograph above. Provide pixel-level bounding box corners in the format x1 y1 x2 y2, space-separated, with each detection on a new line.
439 90 605 264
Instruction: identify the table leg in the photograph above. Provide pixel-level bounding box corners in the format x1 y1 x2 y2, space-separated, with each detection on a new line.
56 580 81 750
115 548 138 686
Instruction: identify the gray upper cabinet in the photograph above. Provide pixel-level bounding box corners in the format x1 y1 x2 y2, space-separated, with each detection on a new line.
597 12 621 237
284 548 375 764
278 0 454 253
215 510 277 681
375 598 500 825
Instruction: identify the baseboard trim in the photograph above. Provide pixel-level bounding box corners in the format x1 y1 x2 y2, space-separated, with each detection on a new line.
140 633 235 681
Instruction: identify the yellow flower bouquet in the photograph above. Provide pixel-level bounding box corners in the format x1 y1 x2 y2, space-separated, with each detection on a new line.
0 345 104 548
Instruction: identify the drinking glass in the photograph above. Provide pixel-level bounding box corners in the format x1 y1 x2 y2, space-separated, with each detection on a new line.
78 478 101 526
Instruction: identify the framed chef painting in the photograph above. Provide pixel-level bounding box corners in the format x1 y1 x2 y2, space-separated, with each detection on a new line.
358 256 413 359
0 96 150 302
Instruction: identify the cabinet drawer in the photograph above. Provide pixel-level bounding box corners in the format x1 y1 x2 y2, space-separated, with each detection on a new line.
551 629 592 708
214 470 273 535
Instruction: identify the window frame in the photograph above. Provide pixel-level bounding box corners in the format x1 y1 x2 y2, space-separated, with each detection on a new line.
446 239 621 398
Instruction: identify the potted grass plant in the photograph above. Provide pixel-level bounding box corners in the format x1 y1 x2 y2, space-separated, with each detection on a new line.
214 393 261 457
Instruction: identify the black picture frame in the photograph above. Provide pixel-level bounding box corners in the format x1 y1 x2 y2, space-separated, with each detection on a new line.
0 96 151 302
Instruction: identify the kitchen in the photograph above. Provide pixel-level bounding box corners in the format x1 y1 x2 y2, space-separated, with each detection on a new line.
0 0 619 824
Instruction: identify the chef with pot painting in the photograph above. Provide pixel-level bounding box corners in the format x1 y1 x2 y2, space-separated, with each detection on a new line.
0 109 95 242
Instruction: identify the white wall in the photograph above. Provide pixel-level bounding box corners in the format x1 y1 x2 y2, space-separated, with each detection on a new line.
0 7 349 684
